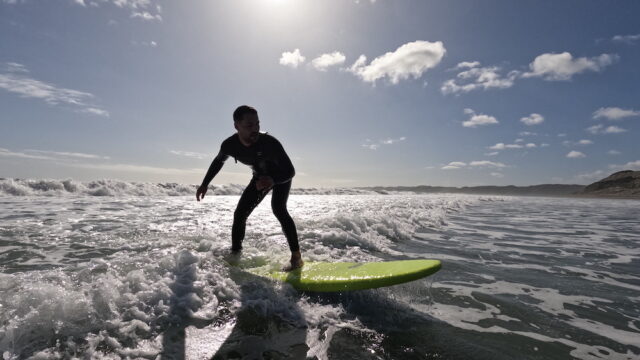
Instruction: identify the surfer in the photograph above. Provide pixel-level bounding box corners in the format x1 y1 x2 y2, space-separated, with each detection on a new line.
196 105 304 271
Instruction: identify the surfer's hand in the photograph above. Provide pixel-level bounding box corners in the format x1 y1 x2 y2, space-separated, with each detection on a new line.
256 176 274 191
196 185 208 201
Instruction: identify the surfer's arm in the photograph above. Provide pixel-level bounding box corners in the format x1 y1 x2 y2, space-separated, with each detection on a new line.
270 138 295 184
197 149 229 201
201 150 229 187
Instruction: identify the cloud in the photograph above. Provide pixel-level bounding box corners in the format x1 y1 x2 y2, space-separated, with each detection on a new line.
442 160 506 170
24 149 110 160
522 52 617 81
520 113 544 126
525 143 537 148
442 161 466 170
490 172 504 178
170 150 210 159
469 161 506 168
577 139 593 145
566 151 586 158
604 125 627 133
441 61 519 95
362 137 406 150
485 152 499 157
0 148 52 160
454 61 480 69
607 150 621 155
0 63 109 117
593 107 640 120
80 107 110 117
279 49 306 68
348 40 446 84
462 109 498 128
131 11 162 21
586 124 627 134
519 131 537 136
609 160 640 171
0 148 109 161
612 34 640 44
488 143 523 150
311 52 346 71
576 170 604 181
381 137 406 145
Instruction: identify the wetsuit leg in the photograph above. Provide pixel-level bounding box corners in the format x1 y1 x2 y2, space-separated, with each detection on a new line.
271 180 300 252
231 178 269 252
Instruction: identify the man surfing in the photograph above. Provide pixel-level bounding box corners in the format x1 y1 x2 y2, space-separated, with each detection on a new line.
196 105 303 271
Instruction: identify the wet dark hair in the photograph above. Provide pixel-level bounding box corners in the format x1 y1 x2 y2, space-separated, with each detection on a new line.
233 105 258 122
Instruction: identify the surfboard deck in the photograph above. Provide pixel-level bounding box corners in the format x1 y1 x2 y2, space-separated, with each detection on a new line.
247 259 441 292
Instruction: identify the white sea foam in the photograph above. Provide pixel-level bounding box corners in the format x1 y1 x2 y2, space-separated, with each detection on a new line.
0 192 638 359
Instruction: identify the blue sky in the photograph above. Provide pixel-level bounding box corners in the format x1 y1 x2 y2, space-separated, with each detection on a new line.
1 0 639 187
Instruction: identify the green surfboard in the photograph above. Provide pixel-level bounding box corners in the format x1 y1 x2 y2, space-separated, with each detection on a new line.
248 259 441 292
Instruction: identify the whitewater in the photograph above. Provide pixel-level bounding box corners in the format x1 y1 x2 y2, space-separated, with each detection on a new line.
0 179 639 359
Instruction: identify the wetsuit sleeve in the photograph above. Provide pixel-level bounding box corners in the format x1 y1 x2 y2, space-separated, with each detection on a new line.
270 138 295 184
200 147 229 187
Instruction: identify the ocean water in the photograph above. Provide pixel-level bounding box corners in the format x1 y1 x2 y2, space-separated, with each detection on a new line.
0 179 639 359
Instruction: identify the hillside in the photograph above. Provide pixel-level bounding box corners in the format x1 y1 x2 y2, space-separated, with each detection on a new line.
581 170 640 197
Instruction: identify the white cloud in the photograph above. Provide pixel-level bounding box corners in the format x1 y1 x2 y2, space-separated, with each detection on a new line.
170 150 210 159
4 62 29 73
576 170 604 181
362 136 406 150
490 172 504 178
593 107 640 120
566 151 586 159
469 161 506 168
442 160 506 170
520 113 544 126
604 125 627 134
462 109 498 128
609 160 640 171
0 63 109 117
80 107 110 117
454 61 480 69
541 143 550 147
607 150 621 155
488 143 523 150
519 131 537 136
1 148 110 161
522 52 617 81
577 139 593 145
485 152 499 156
514 138 524 143
442 161 466 170
0 148 52 160
612 34 640 44
586 125 603 134
279 49 306 68
558 133 567 137
441 62 519 95
311 52 346 71
348 40 446 84
131 11 161 21
586 124 627 135
525 143 537 148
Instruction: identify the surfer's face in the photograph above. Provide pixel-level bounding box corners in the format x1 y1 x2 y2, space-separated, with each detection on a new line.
235 113 260 145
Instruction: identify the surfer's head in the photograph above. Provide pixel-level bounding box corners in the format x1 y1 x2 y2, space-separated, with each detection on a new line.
233 105 260 145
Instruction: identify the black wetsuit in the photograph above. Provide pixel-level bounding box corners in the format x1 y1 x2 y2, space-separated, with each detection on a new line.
201 133 299 252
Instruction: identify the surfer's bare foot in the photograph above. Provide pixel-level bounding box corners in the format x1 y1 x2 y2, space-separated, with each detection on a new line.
283 251 304 272
225 249 242 266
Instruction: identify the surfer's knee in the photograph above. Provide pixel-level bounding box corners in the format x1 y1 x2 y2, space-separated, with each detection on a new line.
271 204 290 220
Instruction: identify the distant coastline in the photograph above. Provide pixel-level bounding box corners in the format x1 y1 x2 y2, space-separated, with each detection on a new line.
362 170 640 199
